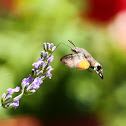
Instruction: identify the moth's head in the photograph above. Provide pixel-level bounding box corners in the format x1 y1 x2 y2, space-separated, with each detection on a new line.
71 47 80 54
94 62 103 79
68 40 79 54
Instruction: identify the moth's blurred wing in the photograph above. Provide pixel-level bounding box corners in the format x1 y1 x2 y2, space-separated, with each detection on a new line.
60 53 90 69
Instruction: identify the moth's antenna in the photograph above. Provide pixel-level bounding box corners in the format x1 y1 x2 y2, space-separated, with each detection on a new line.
50 42 72 55
68 40 76 47
56 42 72 49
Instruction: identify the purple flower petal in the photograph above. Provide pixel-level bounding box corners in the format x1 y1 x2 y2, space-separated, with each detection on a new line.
2 93 6 99
48 56 54 64
21 75 34 89
43 43 47 51
52 46 56 52
14 98 20 109
31 77 43 90
9 97 20 109
47 43 50 50
46 67 54 79
22 75 34 84
41 51 45 58
50 43 54 49
7 86 20 95
45 56 54 68
32 58 43 69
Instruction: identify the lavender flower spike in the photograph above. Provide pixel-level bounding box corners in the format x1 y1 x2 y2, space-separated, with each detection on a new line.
0 42 56 109
22 42 55 96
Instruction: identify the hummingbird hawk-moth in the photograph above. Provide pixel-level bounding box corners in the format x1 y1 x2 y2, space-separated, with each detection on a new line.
60 40 103 79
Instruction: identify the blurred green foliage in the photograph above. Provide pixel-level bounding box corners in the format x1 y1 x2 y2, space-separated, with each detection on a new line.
0 0 126 126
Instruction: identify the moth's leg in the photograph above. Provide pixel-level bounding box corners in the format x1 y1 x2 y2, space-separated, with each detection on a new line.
87 69 92 72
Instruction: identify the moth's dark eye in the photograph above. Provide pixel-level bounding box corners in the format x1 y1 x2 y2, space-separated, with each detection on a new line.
71 49 77 53
97 66 101 70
